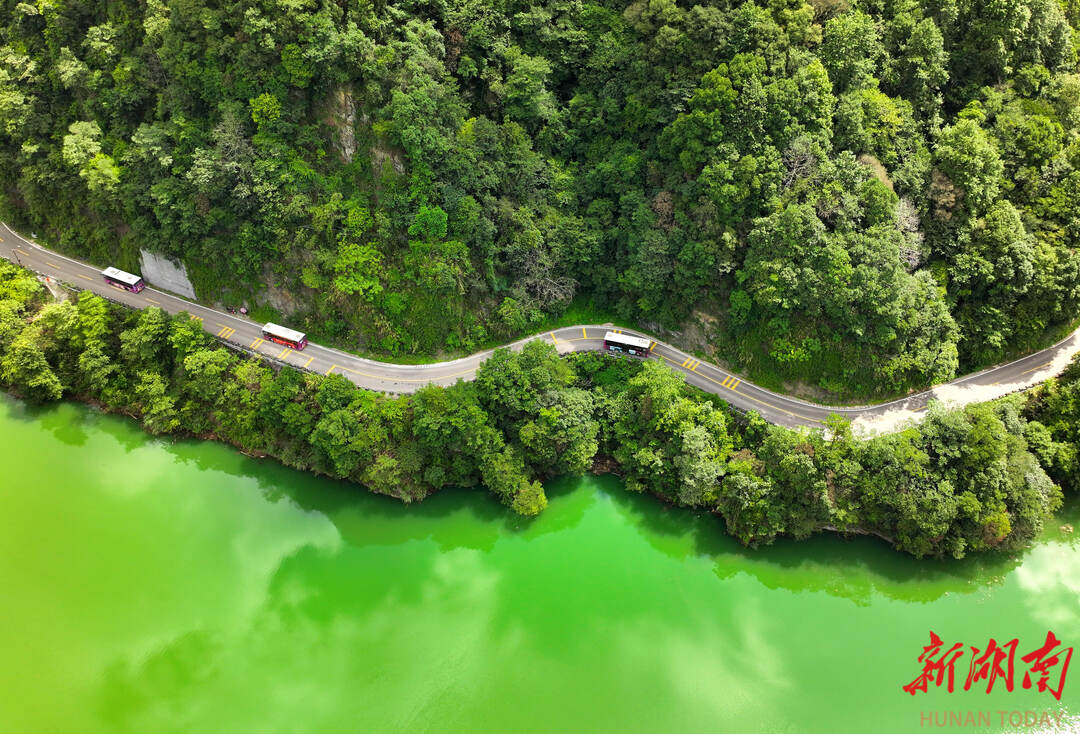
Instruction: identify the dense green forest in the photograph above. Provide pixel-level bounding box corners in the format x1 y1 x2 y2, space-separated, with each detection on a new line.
1 261 1072 558
2 0 1080 396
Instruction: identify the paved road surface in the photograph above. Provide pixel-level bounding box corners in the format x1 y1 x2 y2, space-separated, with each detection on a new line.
3 222 1077 429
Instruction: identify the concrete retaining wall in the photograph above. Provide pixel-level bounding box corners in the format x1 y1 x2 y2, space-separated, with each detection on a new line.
139 250 196 299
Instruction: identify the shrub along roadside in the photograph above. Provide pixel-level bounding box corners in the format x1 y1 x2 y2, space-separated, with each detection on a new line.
0 262 1069 559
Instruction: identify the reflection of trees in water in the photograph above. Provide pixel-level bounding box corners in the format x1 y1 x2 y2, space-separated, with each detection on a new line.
6 397 98 449
78 398 1066 609
77 444 1078 730
710 533 1023 605
593 475 1029 605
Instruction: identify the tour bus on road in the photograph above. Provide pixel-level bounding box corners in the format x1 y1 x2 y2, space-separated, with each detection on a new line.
602 331 653 358
101 267 145 293
262 322 308 351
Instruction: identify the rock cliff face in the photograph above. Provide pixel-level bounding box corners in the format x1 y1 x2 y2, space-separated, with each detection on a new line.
259 262 301 317
321 83 406 174
139 250 197 299
322 84 359 163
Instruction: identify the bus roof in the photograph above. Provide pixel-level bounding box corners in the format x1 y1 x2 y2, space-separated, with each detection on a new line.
604 331 652 350
101 267 143 286
262 322 306 343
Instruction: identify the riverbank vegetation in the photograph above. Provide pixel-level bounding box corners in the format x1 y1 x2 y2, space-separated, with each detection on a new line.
0 262 1071 559
3 0 1080 399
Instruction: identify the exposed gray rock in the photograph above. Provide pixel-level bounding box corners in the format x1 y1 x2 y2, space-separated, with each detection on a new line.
139 249 196 299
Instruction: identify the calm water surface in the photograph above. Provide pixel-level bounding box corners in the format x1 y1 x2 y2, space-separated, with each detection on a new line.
0 396 1077 733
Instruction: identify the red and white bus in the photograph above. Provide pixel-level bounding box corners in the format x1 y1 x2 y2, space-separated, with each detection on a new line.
262 322 308 350
602 331 653 358
101 267 145 293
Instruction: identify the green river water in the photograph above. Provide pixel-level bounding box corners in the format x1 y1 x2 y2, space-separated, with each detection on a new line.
0 395 1077 733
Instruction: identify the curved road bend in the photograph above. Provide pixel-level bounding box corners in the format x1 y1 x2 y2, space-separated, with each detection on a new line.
2 222 1078 430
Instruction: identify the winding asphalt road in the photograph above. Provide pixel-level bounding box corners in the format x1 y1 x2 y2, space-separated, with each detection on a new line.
2 222 1077 429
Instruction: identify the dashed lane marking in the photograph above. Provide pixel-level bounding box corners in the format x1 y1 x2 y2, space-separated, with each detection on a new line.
77 274 93 281
655 354 821 424
0 225 825 424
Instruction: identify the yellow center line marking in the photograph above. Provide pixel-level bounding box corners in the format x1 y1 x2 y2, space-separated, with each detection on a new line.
727 383 818 423
277 348 290 359
15 247 27 254
678 369 818 423
332 362 479 383
77 274 93 281
582 327 587 339
45 261 60 268
145 297 160 304
1019 361 1052 376
325 364 337 375
302 356 314 369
